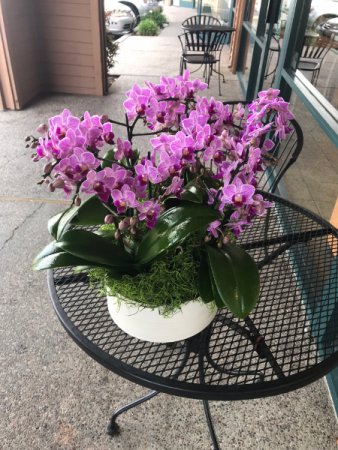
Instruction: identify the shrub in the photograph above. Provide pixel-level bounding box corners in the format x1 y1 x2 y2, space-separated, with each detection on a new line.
138 19 159 36
142 11 168 28
106 33 119 71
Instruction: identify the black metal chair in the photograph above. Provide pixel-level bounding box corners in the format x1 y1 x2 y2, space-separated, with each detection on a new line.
297 34 332 86
182 14 221 28
178 30 227 96
223 101 304 194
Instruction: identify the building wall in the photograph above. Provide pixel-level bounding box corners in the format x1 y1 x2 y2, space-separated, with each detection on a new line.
0 0 107 110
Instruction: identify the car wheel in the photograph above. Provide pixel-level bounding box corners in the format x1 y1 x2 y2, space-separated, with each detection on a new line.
119 1 141 25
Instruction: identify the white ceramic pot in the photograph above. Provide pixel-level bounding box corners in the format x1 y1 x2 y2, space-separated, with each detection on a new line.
107 294 217 343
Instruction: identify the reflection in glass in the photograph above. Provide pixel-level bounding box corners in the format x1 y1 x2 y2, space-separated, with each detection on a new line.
241 29 255 83
297 0 338 109
200 0 231 25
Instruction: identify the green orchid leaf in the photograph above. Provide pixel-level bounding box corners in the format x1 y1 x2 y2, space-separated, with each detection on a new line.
33 240 59 264
123 237 139 256
208 262 225 309
207 245 260 319
136 202 220 265
164 196 181 210
197 254 214 304
95 229 116 240
101 149 117 169
55 229 135 267
200 174 222 191
56 206 81 240
185 169 198 183
48 210 67 239
32 252 95 271
70 195 110 225
181 178 204 203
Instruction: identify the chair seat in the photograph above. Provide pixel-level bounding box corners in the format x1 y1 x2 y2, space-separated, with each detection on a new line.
297 60 320 71
182 53 218 64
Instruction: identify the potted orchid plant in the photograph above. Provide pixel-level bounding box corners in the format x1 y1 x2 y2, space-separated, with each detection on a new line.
30 72 293 343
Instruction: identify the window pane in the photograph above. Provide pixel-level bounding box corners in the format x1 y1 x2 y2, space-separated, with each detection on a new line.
200 0 232 25
297 0 338 109
244 0 263 31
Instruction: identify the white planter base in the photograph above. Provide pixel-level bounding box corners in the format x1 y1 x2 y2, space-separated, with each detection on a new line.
107 295 217 343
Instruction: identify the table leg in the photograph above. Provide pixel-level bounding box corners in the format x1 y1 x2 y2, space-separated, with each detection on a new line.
106 390 160 436
203 400 220 450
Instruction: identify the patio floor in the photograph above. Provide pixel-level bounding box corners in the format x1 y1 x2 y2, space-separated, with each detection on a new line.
1 5 338 450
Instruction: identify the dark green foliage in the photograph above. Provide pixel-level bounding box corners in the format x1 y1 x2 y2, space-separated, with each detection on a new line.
142 11 168 28
89 231 205 317
138 19 159 36
106 33 119 71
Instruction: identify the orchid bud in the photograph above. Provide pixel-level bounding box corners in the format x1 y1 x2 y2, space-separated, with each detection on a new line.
158 195 164 203
222 236 230 245
30 142 38 149
114 230 121 239
124 217 131 226
160 205 166 212
36 124 48 134
26 144 31 148
119 220 129 230
80 115 84 121
48 184 55 192
130 217 137 227
74 197 82 207
45 180 50 185
125 237 131 244
25 136 31 142
30 153 35 157
43 163 52 174
204 236 211 243
52 179 65 189
263 161 271 167
100 114 109 124
130 227 136 235
104 214 114 224
217 242 223 248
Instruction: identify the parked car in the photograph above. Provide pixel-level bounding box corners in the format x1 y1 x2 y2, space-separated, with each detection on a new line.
308 0 338 29
105 0 163 36
316 16 338 41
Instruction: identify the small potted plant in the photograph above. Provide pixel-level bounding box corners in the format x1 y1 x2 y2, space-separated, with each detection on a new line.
30 73 292 343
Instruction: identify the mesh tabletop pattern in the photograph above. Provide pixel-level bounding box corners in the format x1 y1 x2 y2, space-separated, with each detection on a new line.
48 192 338 400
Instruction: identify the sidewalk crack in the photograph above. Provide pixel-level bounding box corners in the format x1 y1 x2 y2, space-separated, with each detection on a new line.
0 203 44 251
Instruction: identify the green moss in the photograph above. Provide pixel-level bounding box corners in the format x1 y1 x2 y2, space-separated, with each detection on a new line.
89 230 205 317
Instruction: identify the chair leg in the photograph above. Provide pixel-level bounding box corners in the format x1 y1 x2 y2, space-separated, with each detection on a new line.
179 57 183 76
218 60 221 96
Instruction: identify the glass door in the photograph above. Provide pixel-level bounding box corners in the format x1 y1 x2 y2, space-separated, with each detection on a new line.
236 0 282 101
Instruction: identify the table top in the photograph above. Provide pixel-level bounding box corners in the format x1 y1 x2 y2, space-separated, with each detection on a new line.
48 191 338 401
181 24 236 33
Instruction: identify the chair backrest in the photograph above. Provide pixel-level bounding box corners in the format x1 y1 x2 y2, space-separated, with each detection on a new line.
301 35 332 61
179 30 227 54
182 15 221 27
223 101 304 194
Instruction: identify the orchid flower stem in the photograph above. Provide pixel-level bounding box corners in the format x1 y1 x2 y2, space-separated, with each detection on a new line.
147 151 152 200
96 156 134 173
212 189 222 209
108 119 127 127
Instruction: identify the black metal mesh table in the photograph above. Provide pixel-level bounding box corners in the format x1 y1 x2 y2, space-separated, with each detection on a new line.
48 191 338 449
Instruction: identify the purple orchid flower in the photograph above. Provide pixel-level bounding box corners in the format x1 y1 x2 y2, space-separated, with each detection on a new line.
49 109 80 143
135 160 161 186
124 84 151 121
56 128 86 159
146 98 167 124
144 80 168 100
164 176 184 199
36 134 55 161
81 168 117 203
115 138 133 160
225 218 253 238
69 148 100 177
111 184 138 214
203 137 223 165
207 220 222 238
170 131 196 164
181 111 207 138
137 200 161 229
159 75 179 98
233 103 245 121
222 177 255 208
157 152 181 181
150 134 176 162
246 194 273 216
